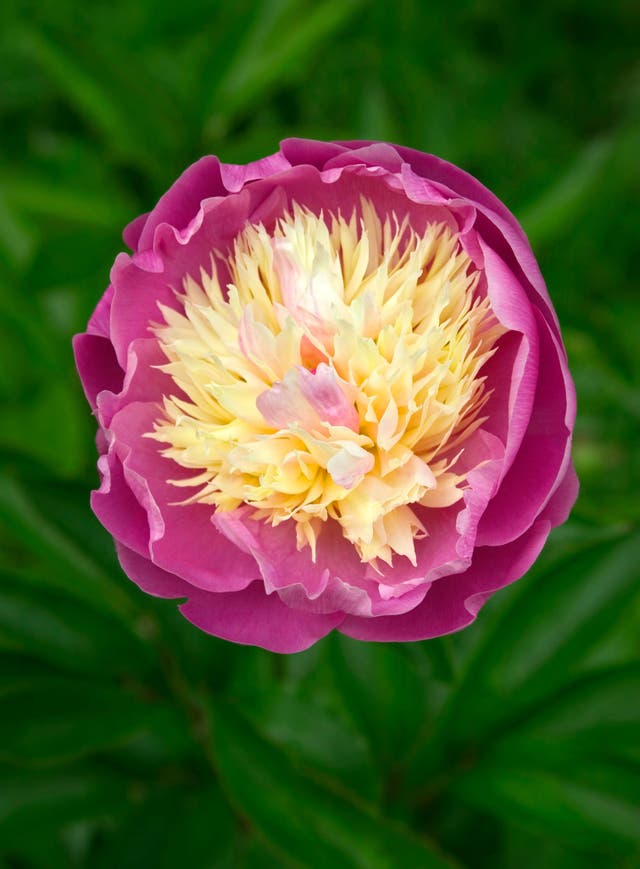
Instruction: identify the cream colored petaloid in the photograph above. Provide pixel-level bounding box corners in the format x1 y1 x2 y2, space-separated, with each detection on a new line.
149 199 505 566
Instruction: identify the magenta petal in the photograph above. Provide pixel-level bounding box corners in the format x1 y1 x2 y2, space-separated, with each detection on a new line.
219 151 291 190
91 449 151 557
339 519 551 643
96 337 171 429
86 283 115 337
476 308 572 546
109 401 258 593
118 538 342 655
137 156 227 251
539 460 579 527
73 333 123 412
324 142 404 172
280 138 349 168
122 212 149 252
213 508 432 619
179 581 345 653
116 542 192 599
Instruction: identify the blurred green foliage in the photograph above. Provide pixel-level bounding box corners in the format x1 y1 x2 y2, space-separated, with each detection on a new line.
1 0 639 865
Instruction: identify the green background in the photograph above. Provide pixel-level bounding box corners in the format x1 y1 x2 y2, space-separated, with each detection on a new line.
1 0 639 865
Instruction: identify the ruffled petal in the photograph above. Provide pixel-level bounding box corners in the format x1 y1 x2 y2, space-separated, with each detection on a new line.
108 400 258 593
339 519 552 642
73 333 123 412
179 581 345 654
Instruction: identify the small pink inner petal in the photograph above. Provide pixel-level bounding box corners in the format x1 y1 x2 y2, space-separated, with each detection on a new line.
298 364 359 431
257 364 359 432
256 368 319 430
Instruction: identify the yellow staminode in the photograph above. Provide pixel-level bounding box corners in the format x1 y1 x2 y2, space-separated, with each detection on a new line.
150 199 504 566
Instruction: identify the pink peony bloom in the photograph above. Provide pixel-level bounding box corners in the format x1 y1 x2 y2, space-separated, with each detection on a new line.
74 139 577 653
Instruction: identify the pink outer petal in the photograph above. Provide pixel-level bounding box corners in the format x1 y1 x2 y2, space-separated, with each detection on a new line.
180 580 344 654
73 284 123 410
279 139 348 168
137 156 228 252
96 337 169 429
86 283 115 337
108 400 258 593
213 507 433 618
132 152 292 255
339 518 552 643
538 459 579 528
477 242 540 481
476 306 574 547
122 213 149 252
73 333 123 412
116 542 194 598
219 151 292 191
116 541 340 653
454 429 506 560
91 447 151 558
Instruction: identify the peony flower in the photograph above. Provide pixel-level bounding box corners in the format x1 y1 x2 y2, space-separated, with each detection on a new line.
74 139 577 653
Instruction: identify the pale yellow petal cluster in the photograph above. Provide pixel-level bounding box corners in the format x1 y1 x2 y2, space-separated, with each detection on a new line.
149 200 504 566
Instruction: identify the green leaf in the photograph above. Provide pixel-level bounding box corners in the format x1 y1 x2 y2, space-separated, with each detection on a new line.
0 191 35 268
0 678 187 766
236 834 298 869
256 685 379 802
519 138 612 248
211 701 459 869
503 827 611 869
95 785 235 869
0 764 130 867
0 573 152 678
14 27 151 168
1 170 134 227
206 0 361 127
0 474 137 620
0 381 91 477
454 761 640 852
490 664 640 764
439 531 640 747
330 635 428 772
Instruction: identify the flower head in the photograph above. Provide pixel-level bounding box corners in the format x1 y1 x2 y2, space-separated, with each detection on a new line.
74 140 577 652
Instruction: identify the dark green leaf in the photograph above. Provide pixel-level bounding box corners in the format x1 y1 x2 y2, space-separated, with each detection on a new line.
0 381 91 477
0 764 130 867
207 0 361 126
14 27 152 168
257 686 379 802
0 678 187 766
440 531 640 746
212 701 459 869
330 635 428 771
520 139 612 247
0 474 137 620
454 761 640 852
96 785 235 869
489 664 640 764
0 573 152 677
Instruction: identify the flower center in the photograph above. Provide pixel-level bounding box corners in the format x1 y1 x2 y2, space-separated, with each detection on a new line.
150 200 504 566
